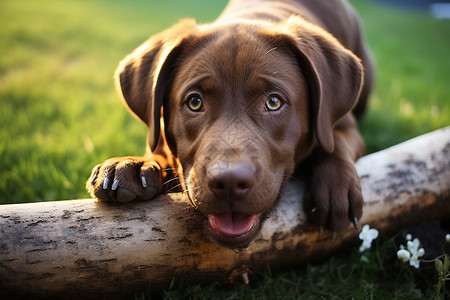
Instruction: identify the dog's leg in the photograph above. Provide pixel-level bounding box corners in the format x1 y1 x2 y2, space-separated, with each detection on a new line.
304 114 364 232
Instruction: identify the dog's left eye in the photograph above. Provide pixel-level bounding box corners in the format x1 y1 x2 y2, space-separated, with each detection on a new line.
186 94 204 112
265 95 283 111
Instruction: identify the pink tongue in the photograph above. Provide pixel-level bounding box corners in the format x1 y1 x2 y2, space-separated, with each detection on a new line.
208 212 259 237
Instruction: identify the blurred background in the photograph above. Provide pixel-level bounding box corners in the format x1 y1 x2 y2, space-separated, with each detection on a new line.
0 0 449 205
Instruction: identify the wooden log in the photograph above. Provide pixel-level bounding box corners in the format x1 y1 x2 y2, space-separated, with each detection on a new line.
1 127 449 299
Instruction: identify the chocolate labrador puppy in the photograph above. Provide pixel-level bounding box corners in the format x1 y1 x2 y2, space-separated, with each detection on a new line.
87 0 374 248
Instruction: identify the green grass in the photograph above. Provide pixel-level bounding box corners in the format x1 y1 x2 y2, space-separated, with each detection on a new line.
355 1 450 151
1 0 449 298
0 0 226 203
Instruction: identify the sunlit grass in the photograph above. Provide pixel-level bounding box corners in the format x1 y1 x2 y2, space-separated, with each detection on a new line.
0 0 231 203
355 1 450 152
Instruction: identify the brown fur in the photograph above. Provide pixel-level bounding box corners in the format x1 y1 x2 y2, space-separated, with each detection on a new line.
87 0 374 248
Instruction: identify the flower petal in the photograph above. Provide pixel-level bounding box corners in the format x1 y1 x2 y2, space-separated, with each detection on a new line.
397 249 411 263
409 256 420 269
369 229 379 239
417 248 425 257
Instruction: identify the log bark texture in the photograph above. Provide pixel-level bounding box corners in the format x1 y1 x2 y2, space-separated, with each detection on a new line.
1 127 449 299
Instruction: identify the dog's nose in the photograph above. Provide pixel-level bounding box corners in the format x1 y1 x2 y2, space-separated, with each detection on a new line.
207 162 255 202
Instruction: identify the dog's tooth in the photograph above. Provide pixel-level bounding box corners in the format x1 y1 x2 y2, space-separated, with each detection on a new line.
141 175 148 188
103 177 110 190
111 179 119 191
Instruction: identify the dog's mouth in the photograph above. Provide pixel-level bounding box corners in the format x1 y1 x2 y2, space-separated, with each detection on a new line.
207 212 261 248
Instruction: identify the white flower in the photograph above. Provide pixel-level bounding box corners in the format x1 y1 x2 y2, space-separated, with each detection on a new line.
446 234 450 243
398 235 425 269
397 249 411 263
358 224 379 252
409 248 425 269
359 240 371 252
407 238 421 254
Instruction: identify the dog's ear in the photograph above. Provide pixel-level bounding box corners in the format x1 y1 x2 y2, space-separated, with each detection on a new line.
281 16 363 153
115 19 198 152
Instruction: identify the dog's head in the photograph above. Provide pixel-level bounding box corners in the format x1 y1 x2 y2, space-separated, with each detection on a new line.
116 17 363 248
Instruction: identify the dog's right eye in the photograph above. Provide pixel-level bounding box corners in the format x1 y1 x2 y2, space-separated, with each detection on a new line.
186 94 204 112
265 95 284 112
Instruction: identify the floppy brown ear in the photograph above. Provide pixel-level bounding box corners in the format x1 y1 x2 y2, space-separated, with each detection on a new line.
115 19 198 152
282 16 364 153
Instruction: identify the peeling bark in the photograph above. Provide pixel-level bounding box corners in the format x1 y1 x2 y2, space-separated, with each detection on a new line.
0 127 449 299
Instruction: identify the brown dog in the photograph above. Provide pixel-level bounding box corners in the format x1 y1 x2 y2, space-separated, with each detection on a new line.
87 0 374 248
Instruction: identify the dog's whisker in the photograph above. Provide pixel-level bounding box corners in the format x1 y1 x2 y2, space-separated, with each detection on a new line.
166 182 187 193
163 177 183 185
273 174 297 180
273 178 291 185
165 175 192 193
185 188 198 210
161 168 179 172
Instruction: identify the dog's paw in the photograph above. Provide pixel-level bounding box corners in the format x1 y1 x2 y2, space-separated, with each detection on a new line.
86 157 163 203
305 156 363 233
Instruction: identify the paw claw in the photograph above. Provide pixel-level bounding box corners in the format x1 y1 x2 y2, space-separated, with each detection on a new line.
91 172 98 185
103 177 110 190
112 179 119 191
141 175 148 188
353 217 359 229
331 231 336 241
